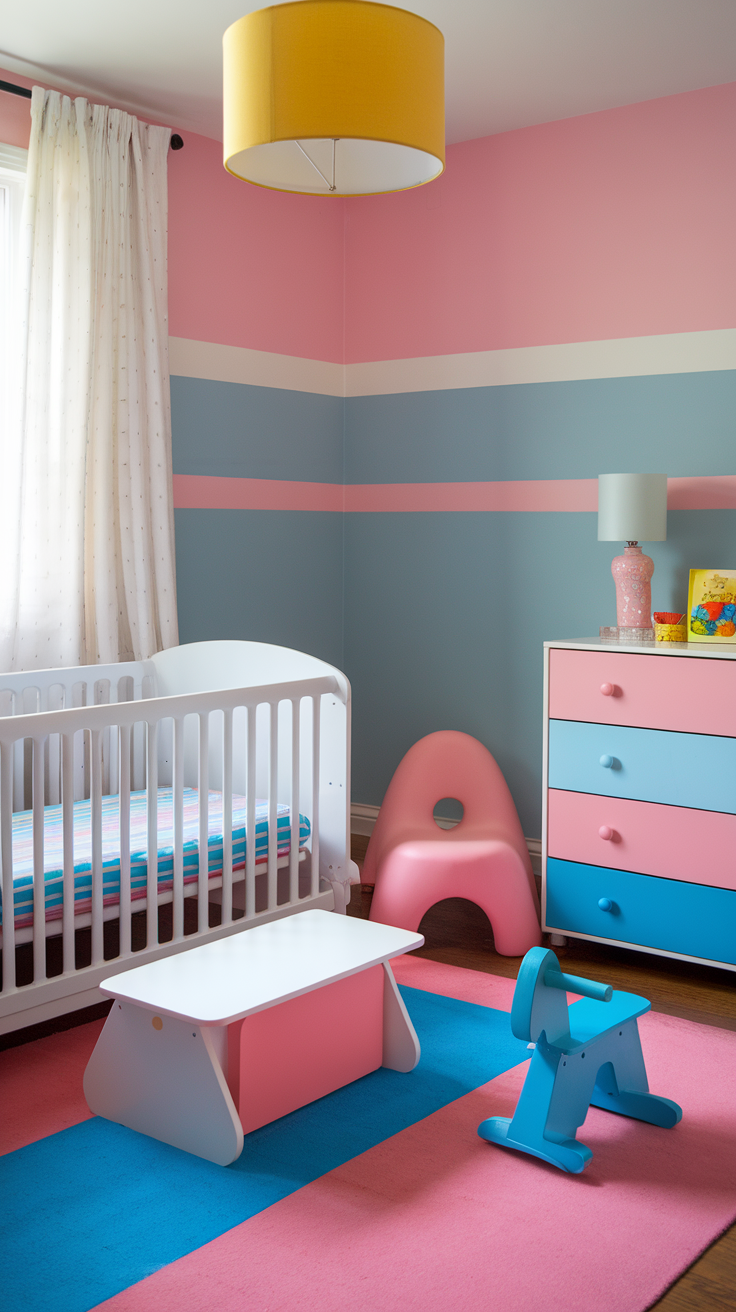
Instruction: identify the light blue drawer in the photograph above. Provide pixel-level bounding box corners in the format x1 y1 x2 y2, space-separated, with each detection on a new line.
546 857 736 964
548 719 736 813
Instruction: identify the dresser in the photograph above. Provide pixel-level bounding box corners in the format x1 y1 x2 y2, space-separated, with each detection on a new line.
542 639 736 971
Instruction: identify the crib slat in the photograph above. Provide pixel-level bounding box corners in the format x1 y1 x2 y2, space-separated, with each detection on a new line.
172 718 184 942
32 736 46 982
47 729 61 806
267 702 278 911
73 726 85 803
61 733 75 974
12 728 23 812
107 724 119 799
118 724 132 958
245 706 256 920
41 689 50 805
107 680 119 798
132 716 146 793
221 710 233 927
290 698 300 905
95 682 111 798
46 684 64 809
146 721 159 948
198 713 209 934
1 741 16 992
90 730 104 966
311 697 320 899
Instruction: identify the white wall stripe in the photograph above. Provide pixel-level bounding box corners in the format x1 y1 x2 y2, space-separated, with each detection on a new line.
169 328 736 399
168 336 345 397
344 328 736 397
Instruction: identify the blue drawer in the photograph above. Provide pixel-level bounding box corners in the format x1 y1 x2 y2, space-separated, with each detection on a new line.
548 719 736 813
546 857 736 964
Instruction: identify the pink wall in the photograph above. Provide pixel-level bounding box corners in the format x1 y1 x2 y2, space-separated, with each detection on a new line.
344 82 736 363
0 71 33 147
0 69 346 364
168 130 344 361
4 72 734 366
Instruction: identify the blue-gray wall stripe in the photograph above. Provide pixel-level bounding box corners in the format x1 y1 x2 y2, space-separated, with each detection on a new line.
171 376 344 483
345 371 736 484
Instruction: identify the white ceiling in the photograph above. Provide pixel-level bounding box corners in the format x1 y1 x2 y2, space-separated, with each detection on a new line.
1 0 735 145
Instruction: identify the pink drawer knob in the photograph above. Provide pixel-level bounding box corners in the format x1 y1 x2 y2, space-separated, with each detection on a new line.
598 825 613 841
600 682 615 696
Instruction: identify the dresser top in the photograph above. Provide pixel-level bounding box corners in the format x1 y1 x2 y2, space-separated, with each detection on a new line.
545 639 736 660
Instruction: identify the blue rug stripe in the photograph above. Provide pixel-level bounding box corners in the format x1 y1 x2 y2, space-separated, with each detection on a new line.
1 985 530 1312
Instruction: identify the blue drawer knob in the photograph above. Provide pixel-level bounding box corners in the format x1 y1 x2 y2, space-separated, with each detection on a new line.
599 754 613 768
598 897 613 912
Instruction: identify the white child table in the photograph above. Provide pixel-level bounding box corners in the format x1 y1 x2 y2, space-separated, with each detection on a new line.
84 910 424 1165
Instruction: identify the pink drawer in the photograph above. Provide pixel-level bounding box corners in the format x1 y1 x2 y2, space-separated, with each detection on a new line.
547 788 736 891
548 648 736 736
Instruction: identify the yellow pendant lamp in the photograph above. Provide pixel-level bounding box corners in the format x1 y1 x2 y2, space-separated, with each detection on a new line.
223 1 444 196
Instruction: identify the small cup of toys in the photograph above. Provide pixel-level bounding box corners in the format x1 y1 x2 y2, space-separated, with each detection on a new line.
653 612 687 642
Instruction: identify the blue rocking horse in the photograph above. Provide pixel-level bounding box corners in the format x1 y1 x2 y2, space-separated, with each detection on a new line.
478 947 682 1173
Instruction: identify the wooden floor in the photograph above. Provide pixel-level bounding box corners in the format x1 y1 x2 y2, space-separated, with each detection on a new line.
349 841 736 1312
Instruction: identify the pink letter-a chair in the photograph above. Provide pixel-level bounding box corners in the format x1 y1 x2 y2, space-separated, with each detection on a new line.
364 731 542 956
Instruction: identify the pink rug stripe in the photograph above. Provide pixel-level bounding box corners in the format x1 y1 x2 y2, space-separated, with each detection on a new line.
391 953 517 1008
0 1018 105 1155
92 986 736 1312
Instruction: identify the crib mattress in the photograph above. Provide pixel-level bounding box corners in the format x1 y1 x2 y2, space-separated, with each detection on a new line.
3 789 311 928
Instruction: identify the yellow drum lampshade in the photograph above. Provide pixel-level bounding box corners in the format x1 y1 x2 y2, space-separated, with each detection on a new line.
223 1 445 196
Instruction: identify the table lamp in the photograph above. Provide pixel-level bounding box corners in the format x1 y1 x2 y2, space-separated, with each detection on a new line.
598 473 667 639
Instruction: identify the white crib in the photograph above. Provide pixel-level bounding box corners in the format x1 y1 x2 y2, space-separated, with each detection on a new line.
0 640 359 1036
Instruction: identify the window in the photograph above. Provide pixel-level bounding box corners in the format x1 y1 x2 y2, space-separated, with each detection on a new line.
0 142 27 449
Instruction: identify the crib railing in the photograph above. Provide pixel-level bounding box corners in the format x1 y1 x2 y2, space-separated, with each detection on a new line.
0 672 347 1034
0 661 153 812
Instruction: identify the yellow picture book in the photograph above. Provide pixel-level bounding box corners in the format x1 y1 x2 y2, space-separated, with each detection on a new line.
687 569 736 644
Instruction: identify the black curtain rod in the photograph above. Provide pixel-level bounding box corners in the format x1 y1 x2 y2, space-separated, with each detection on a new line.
0 77 184 148
0 79 31 99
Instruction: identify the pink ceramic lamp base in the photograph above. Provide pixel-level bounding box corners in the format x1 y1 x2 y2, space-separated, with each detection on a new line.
611 544 654 635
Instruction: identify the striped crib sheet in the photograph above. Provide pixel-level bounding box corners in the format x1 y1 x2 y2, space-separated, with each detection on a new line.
2 789 310 928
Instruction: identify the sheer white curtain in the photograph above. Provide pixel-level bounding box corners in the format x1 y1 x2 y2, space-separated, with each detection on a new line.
0 87 178 672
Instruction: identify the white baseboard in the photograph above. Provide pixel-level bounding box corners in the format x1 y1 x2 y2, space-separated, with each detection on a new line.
350 803 383 836
526 837 542 877
351 804 541 876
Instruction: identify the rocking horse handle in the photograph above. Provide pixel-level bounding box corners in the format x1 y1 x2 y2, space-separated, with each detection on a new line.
544 969 612 1003
511 947 614 1043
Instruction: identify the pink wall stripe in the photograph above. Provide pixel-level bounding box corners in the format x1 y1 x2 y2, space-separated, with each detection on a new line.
173 474 736 514
667 475 736 509
343 479 597 513
173 474 343 513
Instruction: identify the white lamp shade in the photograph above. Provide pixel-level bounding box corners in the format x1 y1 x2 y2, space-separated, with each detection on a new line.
597 473 667 542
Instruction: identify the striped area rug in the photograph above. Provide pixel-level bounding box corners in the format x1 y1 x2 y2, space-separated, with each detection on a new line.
2 957 735 1312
